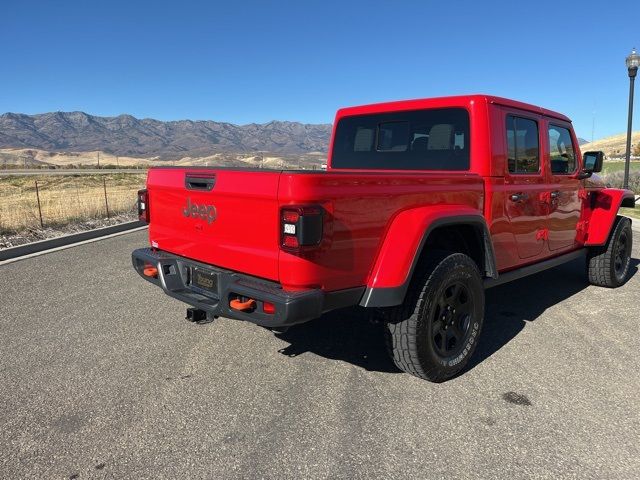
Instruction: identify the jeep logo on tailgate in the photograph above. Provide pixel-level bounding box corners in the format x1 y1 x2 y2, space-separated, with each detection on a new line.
183 197 217 224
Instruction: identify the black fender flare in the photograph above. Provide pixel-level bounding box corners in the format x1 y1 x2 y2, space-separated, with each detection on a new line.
360 215 497 308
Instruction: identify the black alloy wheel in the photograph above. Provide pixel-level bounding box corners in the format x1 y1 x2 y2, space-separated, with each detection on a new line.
432 282 473 358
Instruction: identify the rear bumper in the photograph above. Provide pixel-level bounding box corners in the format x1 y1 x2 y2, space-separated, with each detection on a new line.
131 247 363 327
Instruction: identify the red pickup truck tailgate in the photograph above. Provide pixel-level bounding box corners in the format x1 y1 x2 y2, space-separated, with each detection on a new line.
146 168 281 281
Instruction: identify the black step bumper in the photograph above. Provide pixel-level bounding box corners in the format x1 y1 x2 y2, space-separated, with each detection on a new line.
131 248 363 327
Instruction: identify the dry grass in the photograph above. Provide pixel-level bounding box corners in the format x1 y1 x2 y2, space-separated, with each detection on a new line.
0 148 158 168
0 173 146 234
620 207 640 220
580 131 640 158
0 147 326 170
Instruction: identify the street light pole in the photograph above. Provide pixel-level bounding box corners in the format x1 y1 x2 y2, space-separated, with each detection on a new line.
624 48 640 189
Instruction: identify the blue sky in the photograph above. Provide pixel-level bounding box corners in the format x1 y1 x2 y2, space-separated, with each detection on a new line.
1 0 638 139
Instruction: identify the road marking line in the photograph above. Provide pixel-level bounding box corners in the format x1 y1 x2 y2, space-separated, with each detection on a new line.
0 226 147 266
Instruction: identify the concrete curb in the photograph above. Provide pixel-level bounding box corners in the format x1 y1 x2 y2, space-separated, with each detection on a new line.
0 221 146 262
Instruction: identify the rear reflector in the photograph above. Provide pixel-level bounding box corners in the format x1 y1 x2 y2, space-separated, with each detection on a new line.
263 302 276 314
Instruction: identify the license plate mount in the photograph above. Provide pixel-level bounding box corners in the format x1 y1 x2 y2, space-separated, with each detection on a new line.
190 268 219 297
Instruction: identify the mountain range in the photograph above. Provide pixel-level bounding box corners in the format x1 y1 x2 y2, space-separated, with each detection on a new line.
0 110 606 164
0 111 332 160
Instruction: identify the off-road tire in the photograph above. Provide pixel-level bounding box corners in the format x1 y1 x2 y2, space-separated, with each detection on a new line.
587 215 633 288
385 251 484 382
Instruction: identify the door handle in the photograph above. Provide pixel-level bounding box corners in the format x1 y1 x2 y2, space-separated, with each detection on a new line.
510 193 528 202
550 190 560 199
185 174 216 191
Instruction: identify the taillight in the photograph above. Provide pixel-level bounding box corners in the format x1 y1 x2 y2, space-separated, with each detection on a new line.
137 189 150 223
283 235 299 248
282 210 300 223
280 205 323 252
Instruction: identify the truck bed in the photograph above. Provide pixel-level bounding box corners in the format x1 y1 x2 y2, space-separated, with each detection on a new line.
146 167 484 291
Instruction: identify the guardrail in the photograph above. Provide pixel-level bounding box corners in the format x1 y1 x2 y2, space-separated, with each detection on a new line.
0 221 145 262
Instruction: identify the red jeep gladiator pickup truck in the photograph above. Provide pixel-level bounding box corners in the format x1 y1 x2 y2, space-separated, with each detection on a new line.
132 94 635 382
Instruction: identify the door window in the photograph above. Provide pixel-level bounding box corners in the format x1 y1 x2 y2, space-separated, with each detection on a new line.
506 116 540 174
548 125 576 174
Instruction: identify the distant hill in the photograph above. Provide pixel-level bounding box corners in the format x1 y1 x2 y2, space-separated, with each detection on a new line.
0 111 332 160
0 147 325 170
579 131 640 158
2 111 636 164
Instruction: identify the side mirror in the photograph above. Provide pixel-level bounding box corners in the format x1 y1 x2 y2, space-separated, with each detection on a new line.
576 151 604 179
583 151 604 173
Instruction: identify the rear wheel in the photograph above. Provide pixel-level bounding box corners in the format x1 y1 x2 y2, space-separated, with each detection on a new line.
385 251 484 382
587 216 633 288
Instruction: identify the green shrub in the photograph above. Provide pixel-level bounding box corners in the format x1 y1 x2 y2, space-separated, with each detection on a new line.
600 170 640 193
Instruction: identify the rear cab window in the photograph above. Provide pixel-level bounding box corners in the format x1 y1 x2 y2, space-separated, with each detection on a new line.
331 108 470 170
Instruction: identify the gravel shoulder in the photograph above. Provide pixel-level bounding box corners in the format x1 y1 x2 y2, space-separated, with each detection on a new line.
0 212 137 249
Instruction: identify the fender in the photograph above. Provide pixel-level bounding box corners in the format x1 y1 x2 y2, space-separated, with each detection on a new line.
584 188 635 246
360 205 497 308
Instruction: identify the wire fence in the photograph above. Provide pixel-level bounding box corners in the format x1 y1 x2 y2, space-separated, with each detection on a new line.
0 174 146 233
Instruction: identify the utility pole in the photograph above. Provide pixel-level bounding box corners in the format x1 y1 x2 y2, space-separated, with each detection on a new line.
624 48 639 189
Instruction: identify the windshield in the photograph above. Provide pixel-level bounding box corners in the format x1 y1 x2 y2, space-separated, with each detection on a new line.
331 107 470 170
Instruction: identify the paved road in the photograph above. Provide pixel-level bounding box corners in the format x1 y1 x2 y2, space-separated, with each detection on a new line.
1 230 639 479
0 169 146 176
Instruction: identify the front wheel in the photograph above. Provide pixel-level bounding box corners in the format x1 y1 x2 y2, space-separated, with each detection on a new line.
385 251 485 382
587 216 633 288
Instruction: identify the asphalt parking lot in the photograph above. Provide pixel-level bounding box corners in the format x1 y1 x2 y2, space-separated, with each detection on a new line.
1 228 639 479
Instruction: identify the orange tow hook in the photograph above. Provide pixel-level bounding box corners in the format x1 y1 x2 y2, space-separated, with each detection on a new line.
143 265 159 278
230 298 256 311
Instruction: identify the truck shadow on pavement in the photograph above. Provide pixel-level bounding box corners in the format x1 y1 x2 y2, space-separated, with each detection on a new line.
276 307 397 373
276 257 639 376
468 256 638 372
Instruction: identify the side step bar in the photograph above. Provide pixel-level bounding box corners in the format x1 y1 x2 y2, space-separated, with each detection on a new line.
484 249 586 289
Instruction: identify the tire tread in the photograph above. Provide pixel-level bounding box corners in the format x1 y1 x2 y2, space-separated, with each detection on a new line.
385 251 482 382
587 216 632 288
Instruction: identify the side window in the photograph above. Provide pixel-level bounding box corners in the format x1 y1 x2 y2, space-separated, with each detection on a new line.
505 115 540 174
548 125 576 174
